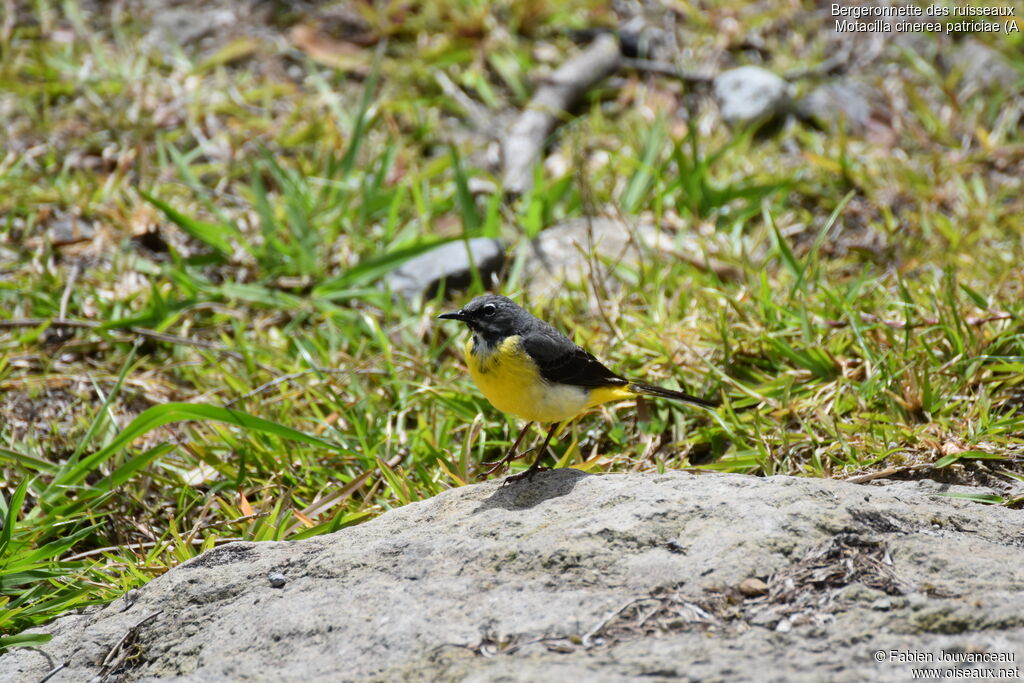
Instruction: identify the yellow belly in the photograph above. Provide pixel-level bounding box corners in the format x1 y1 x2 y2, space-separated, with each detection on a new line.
464 336 632 423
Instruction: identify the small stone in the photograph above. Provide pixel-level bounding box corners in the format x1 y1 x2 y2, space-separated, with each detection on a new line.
795 79 894 145
121 589 139 609
532 42 561 64
908 592 929 610
268 572 287 588
543 152 570 179
748 606 782 627
384 238 505 303
837 583 885 603
713 66 791 129
952 39 1017 100
47 214 96 245
739 577 769 597
775 618 792 633
870 597 893 611
145 7 235 48
467 178 497 196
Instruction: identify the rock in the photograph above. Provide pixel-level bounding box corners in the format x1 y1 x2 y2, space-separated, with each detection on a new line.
144 7 238 48
951 39 1018 100
519 217 649 299
796 79 895 145
39 211 97 246
466 177 497 196
519 217 738 299
384 237 505 303
838 582 887 604
871 597 893 611
713 66 792 130
1 471 1022 681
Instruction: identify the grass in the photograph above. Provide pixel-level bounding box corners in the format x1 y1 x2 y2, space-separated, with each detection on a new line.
2 0 1024 649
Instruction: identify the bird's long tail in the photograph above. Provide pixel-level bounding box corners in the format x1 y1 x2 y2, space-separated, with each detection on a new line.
627 382 719 409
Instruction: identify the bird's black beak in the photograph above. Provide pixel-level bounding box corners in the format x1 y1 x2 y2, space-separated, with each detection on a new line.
438 310 467 322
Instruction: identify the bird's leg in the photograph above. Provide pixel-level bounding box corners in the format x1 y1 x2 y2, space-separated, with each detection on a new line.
503 421 560 485
480 421 534 477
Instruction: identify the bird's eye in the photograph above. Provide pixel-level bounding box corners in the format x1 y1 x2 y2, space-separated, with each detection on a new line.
482 304 497 317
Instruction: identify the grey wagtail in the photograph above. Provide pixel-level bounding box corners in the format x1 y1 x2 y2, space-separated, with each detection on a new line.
439 294 718 483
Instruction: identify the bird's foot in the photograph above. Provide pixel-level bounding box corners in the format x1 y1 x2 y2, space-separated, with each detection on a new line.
501 465 550 486
479 448 535 478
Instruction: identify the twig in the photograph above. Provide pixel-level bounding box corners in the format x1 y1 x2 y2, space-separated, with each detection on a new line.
782 54 847 80
186 513 263 546
824 311 1012 330
224 369 328 407
0 318 244 359
62 536 244 562
844 464 935 484
36 662 67 683
99 610 162 675
620 57 714 83
223 367 387 407
581 597 657 647
502 34 621 195
282 452 402 536
0 0 14 44
434 71 492 133
58 264 81 320
622 53 845 85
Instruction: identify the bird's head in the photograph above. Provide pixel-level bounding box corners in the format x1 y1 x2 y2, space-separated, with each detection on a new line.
438 294 525 342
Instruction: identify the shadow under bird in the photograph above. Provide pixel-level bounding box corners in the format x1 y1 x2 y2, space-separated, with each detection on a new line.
439 294 718 483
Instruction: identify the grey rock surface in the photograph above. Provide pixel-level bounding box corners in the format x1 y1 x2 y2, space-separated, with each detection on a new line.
519 217 738 299
713 66 792 129
519 217 659 299
384 237 505 302
796 79 895 145
951 39 1018 100
2 471 1022 682
143 6 239 50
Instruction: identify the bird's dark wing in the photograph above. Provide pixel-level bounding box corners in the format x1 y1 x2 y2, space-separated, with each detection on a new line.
520 324 627 388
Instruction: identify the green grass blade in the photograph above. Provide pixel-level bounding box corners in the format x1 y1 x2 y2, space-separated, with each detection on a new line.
450 146 481 235
621 118 665 213
765 205 801 284
139 190 237 259
66 339 141 464
937 492 1005 505
0 479 30 555
0 632 53 649
54 403 346 489
318 238 452 292
0 448 58 474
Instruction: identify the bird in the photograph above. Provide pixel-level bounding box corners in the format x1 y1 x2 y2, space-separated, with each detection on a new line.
438 294 718 483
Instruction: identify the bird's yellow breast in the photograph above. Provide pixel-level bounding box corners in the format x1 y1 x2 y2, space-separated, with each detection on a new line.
463 335 634 423
464 335 586 423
